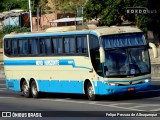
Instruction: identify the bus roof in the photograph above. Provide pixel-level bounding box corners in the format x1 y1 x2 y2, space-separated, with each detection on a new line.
45 25 142 35
93 26 142 36
4 25 142 39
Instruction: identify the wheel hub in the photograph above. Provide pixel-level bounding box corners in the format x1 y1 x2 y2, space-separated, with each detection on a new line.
23 85 28 95
32 85 37 95
88 86 94 97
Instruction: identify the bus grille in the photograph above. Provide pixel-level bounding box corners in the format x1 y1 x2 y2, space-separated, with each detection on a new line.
117 81 143 86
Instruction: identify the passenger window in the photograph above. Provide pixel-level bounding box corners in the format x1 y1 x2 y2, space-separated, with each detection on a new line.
64 38 69 53
19 39 28 55
70 37 76 53
4 39 11 55
89 35 99 50
29 39 39 55
12 40 18 55
58 38 63 54
52 38 63 54
64 37 75 53
40 38 51 55
76 36 88 53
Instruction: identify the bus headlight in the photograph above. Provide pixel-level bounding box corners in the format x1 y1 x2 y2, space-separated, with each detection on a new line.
105 82 118 86
144 79 150 83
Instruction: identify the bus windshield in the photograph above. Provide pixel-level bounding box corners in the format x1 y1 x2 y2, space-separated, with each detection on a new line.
104 47 150 77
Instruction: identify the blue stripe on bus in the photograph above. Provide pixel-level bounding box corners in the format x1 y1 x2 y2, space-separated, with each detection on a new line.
97 80 151 95
4 59 92 70
5 79 151 95
4 60 36 65
4 31 99 39
37 80 84 94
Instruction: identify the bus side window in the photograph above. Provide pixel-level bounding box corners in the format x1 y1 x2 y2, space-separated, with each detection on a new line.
89 35 101 75
70 37 76 53
39 40 45 54
52 38 57 54
29 39 39 55
95 51 102 76
4 39 11 55
64 37 76 53
64 38 70 53
39 38 51 55
58 38 63 54
12 40 18 55
19 39 28 55
89 35 99 50
76 36 88 53
52 38 63 54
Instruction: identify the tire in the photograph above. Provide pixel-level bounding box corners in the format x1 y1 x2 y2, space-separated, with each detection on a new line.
22 81 31 98
31 80 39 98
86 82 96 101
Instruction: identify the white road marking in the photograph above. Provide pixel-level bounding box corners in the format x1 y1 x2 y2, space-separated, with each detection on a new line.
129 104 160 109
0 97 15 98
109 103 133 106
150 108 160 111
40 98 144 111
0 96 159 112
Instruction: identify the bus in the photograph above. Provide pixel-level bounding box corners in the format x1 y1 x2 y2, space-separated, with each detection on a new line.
3 25 158 101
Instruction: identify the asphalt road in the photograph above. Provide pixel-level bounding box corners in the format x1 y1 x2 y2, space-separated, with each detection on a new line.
0 78 160 120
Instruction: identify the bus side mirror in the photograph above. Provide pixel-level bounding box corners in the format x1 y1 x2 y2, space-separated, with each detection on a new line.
99 46 106 63
149 42 158 58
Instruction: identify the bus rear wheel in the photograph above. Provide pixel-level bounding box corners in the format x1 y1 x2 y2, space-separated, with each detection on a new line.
31 81 39 98
22 81 31 98
86 82 96 101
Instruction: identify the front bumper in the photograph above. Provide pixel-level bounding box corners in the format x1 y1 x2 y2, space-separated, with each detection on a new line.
95 81 151 95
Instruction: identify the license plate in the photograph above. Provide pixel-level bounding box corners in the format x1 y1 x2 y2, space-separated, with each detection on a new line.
127 87 135 91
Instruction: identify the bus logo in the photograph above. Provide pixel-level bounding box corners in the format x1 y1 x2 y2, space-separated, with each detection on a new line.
130 69 135 74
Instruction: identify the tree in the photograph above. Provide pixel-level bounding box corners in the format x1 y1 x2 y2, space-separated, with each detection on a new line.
50 0 86 14
84 0 160 35
0 0 29 12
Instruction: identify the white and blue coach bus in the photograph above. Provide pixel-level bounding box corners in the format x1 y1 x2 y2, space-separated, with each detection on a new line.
3 26 157 100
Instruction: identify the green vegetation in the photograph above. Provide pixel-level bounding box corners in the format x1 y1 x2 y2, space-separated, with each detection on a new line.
50 0 86 14
0 0 28 11
1 25 30 34
84 0 160 35
0 26 30 43
0 0 49 13
0 0 159 41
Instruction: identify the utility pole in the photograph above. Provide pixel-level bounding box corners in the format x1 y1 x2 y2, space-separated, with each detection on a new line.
37 6 39 31
28 0 33 32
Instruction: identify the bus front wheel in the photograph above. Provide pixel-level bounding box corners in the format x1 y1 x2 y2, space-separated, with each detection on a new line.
87 82 96 101
22 81 31 98
31 81 39 98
